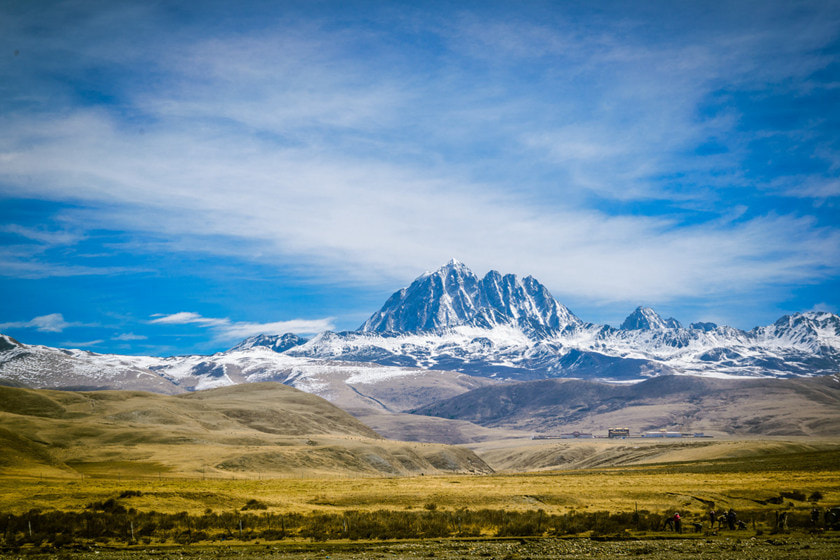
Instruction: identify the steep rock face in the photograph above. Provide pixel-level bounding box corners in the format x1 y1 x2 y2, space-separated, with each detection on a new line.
360 260 581 337
754 312 840 353
621 306 682 330
230 333 308 353
360 260 481 333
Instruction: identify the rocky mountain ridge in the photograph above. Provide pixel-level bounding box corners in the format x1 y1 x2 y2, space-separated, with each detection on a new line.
281 261 840 379
1 262 839 410
360 259 581 338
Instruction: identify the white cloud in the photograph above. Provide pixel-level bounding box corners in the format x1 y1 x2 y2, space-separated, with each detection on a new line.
0 313 77 333
0 224 81 246
112 332 148 341
0 2 838 312
446 7 840 202
59 340 104 348
0 253 144 279
149 312 334 339
0 227 147 280
149 312 228 327
785 179 840 200
808 302 838 314
1 104 838 305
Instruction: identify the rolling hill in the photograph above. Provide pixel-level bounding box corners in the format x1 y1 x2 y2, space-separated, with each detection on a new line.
411 374 840 437
0 382 492 477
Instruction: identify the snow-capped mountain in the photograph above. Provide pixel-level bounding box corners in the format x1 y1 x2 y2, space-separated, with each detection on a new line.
361 259 581 338
620 306 682 330
286 262 840 379
230 333 308 353
2 261 839 406
0 334 491 413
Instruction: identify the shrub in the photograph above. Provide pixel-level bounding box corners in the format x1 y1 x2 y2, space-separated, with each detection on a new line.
780 491 807 502
242 499 268 511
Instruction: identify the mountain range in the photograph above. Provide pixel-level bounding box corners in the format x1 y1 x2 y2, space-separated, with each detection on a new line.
286 260 840 379
1 260 839 440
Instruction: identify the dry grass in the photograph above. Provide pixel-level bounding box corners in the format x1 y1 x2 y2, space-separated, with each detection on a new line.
2 385 839 533
2 444 838 519
0 384 490 478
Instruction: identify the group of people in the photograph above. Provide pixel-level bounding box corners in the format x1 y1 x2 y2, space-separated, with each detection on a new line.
709 508 741 530
812 507 840 529
664 508 741 533
663 506 840 533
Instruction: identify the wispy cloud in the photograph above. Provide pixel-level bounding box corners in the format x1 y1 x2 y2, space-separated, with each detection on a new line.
112 332 148 341
0 313 79 333
0 255 143 279
0 0 838 335
808 302 838 314
149 312 334 339
0 221 145 279
149 312 228 328
59 340 104 348
3 104 836 303
0 224 82 246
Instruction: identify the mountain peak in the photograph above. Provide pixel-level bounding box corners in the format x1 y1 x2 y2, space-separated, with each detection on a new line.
360 262 580 336
230 333 308 353
621 306 682 330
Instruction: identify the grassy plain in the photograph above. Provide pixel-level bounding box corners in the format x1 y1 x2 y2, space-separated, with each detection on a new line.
1 440 839 558
3 444 838 518
2 383 839 556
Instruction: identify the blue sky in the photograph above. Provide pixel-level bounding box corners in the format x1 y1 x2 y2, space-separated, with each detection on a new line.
1 0 839 355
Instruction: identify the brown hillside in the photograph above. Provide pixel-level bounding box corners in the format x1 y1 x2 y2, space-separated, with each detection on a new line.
0 383 491 477
412 374 840 437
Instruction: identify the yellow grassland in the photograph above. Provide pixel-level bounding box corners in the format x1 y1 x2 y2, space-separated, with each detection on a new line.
2 452 839 519
1 384 838 524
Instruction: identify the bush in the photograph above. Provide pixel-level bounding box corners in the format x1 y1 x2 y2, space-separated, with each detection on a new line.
242 499 268 511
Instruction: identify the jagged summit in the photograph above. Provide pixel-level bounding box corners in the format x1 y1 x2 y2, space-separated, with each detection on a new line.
620 306 682 330
229 333 308 353
359 261 581 337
